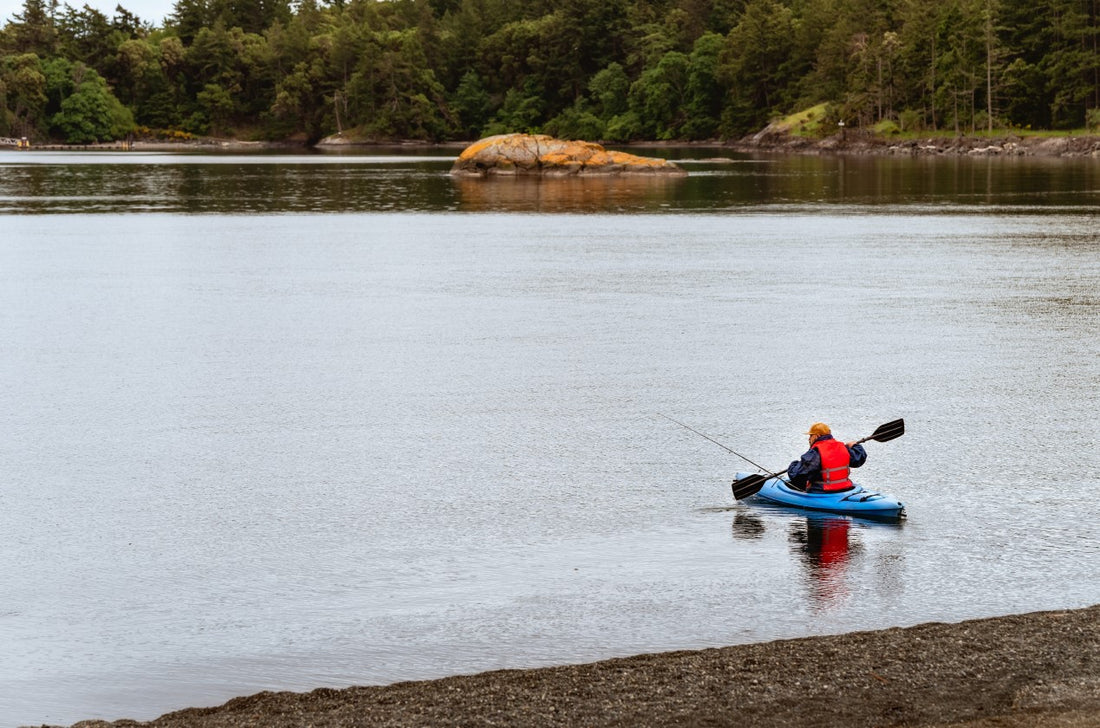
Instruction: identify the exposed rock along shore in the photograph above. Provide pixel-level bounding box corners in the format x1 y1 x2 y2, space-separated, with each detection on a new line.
730 129 1100 157
61 605 1100 728
450 134 687 176
7 131 1100 159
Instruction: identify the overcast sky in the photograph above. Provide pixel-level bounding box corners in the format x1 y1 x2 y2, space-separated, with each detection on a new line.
1 0 173 28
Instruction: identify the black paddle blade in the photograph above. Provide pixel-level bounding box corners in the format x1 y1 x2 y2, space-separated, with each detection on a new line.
869 418 905 442
732 474 768 500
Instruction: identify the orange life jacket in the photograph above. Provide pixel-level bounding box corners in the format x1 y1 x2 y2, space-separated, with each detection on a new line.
811 437 853 492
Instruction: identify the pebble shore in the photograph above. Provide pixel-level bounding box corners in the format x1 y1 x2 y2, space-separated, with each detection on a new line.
60 605 1098 728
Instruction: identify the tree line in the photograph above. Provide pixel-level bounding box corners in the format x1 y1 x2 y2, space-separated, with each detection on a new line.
2 0 1099 144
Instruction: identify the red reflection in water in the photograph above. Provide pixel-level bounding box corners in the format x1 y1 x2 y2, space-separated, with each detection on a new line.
790 516 860 610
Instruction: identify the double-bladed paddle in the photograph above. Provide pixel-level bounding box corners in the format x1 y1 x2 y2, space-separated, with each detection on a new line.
730 418 906 501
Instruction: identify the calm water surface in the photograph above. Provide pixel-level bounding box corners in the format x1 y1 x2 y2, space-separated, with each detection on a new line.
0 150 1098 726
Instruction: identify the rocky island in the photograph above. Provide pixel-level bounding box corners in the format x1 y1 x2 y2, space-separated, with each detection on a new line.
450 134 686 177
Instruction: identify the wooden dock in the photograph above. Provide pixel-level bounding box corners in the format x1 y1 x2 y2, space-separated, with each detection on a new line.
0 136 32 149
0 138 134 151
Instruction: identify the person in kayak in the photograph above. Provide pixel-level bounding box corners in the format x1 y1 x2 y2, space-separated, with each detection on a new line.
787 422 867 492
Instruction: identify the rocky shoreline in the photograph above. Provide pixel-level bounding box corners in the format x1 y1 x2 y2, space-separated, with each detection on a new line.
60 605 1099 728
7 132 1100 158
726 130 1100 158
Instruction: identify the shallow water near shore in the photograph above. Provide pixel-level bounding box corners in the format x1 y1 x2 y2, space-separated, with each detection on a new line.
0 150 1098 726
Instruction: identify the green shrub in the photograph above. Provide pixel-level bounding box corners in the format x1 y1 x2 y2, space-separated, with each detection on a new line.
898 109 924 132
873 119 901 135
1087 108 1100 132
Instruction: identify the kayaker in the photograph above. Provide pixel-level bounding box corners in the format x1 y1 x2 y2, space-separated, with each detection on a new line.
787 423 866 492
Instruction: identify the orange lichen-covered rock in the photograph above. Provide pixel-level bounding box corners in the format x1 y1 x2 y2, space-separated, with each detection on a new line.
451 134 686 176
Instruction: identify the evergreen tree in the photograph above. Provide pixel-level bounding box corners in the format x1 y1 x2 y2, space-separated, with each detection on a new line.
9 0 59 55
719 0 795 135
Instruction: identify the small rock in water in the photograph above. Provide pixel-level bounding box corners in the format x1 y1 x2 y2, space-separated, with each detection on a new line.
450 134 687 177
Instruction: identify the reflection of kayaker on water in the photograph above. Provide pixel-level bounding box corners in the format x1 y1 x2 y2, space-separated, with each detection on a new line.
803 517 853 567
787 422 867 493
790 515 860 607
731 511 765 540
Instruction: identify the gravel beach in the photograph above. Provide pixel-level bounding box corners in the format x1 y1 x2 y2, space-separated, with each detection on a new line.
60 604 1099 728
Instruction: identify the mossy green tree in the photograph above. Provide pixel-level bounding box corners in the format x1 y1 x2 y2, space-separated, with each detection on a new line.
48 61 134 142
683 31 724 139
449 69 491 138
628 50 689 139
0 51 47 136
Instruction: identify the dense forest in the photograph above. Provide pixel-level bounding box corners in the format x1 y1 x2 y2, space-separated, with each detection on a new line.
1 0 1099 144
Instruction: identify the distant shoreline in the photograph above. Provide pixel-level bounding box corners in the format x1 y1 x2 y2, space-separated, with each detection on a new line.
66 604 1099 728
313 131 1100 158
5 132 1100 158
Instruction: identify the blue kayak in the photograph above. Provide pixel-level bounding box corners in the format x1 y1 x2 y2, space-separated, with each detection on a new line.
734 471 906 519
